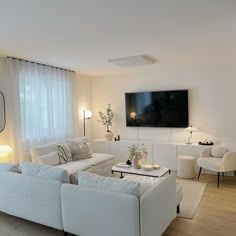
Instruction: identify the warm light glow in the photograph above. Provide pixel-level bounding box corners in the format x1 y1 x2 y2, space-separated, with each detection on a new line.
84 110 92 119
0 145 13 154
130 112 136 119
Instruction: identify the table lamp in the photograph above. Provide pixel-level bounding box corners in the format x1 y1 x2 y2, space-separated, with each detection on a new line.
0 145 13 162
185 126 198 144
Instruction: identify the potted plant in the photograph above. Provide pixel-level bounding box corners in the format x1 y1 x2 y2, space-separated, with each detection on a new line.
98 103 114 140
128 143 148 169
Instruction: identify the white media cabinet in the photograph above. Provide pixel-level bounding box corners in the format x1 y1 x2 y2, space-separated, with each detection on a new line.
91 139 233 176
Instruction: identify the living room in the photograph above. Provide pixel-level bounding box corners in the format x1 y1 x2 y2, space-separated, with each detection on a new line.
0 1 236 236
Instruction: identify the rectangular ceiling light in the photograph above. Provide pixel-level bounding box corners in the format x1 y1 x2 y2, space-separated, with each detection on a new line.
108 55 156 67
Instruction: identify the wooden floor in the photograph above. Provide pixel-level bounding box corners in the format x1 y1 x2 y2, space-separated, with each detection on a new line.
0 174 235 236
164 174 236 236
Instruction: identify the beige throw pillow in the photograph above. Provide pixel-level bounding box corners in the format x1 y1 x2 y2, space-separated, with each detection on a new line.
69 143 92 160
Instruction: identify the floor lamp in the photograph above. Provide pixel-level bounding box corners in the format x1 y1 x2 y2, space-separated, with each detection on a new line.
83 110 92 136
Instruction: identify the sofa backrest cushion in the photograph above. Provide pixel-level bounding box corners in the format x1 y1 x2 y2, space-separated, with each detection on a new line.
21 161 69 183
66 137 87 145
37 152 60 166
0 163 19 173
211 146 229 158
30 142 57 163
79 172 141 197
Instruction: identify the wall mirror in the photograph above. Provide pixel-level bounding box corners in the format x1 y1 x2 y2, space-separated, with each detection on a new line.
0 91 6 133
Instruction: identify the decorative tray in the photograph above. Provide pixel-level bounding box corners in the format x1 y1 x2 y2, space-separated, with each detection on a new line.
198 142 214 146
115 162 131 168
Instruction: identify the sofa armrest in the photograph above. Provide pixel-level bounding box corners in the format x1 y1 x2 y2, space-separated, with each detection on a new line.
200 148 212 157
223 152 236 171
140 174 176 236
61 184 140 236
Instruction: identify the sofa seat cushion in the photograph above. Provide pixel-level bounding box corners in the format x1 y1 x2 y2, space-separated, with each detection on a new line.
197 157 225 172
56 161 91 175
79 153 114 166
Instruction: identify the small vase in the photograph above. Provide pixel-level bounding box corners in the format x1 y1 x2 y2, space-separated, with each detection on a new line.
132 158 142 169
104 131 114 141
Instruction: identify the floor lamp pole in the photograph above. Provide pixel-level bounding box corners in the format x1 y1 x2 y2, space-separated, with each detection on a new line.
83 110 86 136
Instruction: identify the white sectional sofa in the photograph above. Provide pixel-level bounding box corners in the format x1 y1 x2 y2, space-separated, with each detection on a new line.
0 163 177 236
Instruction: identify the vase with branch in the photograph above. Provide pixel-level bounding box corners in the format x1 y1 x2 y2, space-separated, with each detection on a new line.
98 103 114 140
128 143 148 169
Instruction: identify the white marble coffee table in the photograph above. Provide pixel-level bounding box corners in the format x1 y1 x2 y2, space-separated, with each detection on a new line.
112 164 171 178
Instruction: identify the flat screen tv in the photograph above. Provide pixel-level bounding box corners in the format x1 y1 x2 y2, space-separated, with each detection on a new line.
125 90 188 128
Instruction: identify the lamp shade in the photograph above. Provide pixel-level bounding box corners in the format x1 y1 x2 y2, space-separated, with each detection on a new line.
0 145 13 154
185 126 198 132
84 110 92 119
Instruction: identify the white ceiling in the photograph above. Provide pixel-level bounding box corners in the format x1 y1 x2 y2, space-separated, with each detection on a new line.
0 0 236 75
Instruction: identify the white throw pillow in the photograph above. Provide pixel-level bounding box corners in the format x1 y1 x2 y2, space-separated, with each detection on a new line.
79 172 141 197
0 163 19 173
37 152 60 166
21 161 69 183
30 142 57 163
69 143 92 160
66 137 87 145
211 146 229 158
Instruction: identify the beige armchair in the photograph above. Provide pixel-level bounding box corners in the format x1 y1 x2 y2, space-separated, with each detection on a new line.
197 147 236 187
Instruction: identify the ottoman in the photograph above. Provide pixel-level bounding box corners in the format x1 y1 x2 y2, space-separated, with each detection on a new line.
177 155 196 179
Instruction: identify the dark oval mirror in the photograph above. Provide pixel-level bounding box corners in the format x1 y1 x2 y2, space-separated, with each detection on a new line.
0 91 6 133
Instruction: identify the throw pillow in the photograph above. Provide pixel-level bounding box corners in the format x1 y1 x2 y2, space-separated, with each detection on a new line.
30 142 57 163
0 163 19 173
211 146 229 158
79 171 141 197
21 161 69 183
57 143 72 164
69 143 92 160
37 152 60 166
66 137 87 145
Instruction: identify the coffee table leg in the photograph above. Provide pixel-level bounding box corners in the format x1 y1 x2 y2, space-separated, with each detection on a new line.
169 169 171 174
120 172 123 178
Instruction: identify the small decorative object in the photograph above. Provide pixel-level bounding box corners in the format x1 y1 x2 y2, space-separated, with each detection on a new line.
153 164 160 170
184 125 198 144
142 164 154 171
98 103 114 141
128 143 148 169
126 159 132 165
199 137 214 146
116 162 131 168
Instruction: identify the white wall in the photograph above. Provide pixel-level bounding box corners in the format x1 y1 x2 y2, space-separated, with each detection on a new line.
91 64 236 149
73 73 92 140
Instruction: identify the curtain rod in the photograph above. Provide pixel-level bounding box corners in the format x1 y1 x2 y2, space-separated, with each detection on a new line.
7 56 75 73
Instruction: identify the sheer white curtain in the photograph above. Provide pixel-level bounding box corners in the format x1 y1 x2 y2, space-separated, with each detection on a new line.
7 58 75 158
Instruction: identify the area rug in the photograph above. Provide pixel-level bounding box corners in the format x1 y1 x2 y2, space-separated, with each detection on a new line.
177 179 207 219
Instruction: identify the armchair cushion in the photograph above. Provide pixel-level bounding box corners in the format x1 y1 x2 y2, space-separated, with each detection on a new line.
211 146 229 158
197 157 225 172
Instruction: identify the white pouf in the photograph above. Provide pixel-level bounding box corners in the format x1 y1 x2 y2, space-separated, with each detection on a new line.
177 155 196 179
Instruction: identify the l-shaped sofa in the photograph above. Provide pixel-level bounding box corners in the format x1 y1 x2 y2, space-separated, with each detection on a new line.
0 163 177 236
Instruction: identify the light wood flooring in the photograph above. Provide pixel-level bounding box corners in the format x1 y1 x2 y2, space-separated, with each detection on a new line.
163 174 236 236
0 174 235 236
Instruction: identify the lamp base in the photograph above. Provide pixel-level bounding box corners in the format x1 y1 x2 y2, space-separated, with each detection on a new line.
185 142 192 145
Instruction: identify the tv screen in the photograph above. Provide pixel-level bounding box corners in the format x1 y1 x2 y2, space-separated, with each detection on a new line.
125 90 188 128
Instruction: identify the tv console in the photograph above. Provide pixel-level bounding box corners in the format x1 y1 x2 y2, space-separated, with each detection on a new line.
91 139 233 176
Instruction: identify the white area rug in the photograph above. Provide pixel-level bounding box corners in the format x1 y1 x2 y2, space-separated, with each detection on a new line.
177 179 207 219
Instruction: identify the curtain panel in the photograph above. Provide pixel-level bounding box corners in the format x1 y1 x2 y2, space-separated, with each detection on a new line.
6 58 76 161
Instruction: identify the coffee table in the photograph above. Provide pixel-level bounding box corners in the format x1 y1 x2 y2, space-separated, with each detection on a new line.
112 164 171 178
